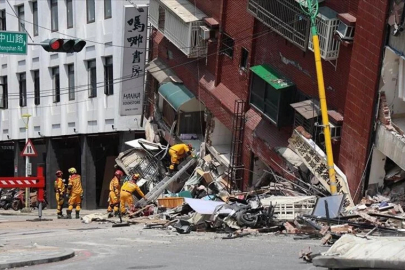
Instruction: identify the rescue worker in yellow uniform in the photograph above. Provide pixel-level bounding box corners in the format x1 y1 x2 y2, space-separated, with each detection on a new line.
107 170 123 218
66 167 83 219
168 143 193 174
54 170 65 219
120 174 146 215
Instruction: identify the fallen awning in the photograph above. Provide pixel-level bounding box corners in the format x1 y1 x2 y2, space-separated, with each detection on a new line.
146 58 182 84
158 82 200 112
250 64 294 89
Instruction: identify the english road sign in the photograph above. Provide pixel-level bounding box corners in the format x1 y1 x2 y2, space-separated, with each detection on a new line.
21 139 37 157
0 31 27 55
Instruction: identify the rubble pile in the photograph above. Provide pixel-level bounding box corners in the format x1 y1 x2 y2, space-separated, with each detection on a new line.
83 139 405 245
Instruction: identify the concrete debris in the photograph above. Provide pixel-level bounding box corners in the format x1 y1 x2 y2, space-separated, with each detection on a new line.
82 137 405 254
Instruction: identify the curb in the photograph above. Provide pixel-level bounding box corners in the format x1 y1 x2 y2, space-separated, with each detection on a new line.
0 250 75 269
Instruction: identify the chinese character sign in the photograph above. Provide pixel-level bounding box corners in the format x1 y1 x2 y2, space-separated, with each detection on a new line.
120 6 148 116
0 31 27 55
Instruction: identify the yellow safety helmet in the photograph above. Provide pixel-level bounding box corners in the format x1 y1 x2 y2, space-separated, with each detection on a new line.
132 173 140 180
68 167 77 174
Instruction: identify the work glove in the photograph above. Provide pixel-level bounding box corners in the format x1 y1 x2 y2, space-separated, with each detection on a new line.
80 194 84 200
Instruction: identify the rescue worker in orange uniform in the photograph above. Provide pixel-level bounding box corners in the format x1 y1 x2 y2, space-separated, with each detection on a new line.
168 143 193 174
54 170 65 219
107 170 123 218
120 174 146 215
65 167 83 219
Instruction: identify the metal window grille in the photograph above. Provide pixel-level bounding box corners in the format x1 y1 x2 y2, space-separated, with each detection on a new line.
247 0 311 51
308 7 340 61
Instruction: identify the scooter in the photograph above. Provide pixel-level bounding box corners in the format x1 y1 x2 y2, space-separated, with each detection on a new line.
11 189 48 211
0 188 18 210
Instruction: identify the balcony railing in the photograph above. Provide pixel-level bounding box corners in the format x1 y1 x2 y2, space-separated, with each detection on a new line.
247 0 311 51
149 0 208 58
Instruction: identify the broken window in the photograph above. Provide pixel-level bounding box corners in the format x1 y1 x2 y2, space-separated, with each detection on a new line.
220 33 234 58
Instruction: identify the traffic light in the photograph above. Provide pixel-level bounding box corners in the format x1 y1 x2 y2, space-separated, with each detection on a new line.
41 38 86 53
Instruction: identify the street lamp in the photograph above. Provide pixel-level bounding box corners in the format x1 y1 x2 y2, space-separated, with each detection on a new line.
21 113 32 213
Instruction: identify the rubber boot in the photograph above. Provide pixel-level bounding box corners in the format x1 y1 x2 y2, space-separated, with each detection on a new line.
57 212 63 219
75 211 80 219
108 212 113 218
65 210 72 219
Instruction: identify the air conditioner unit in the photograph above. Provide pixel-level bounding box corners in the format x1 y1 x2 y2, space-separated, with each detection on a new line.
200 26 211 40
335 21 355 40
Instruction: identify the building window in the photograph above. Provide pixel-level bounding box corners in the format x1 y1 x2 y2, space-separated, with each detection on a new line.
32 1 38 36
220 33 234 58
52 67 60 103
88 60 97 98
240 48 249 70
51 0 58 32
104 0 112 19
104 56 113 95
87 0 95 23
0 76 7 109
19 73 26 107
0 9 6 31
66 0 73 28
158 5 165 31
33 70 40 105
68 64 75 100
17 5 24 32
249 64 296 127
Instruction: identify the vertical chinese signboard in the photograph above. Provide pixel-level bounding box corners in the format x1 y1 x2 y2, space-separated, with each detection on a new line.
288 129 354 207
120 6 148 116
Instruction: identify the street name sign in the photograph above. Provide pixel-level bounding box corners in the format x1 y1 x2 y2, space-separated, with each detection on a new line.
0 31 27 55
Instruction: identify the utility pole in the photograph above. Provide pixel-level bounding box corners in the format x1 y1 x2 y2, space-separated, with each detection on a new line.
21 114 32 212
300 0 337 195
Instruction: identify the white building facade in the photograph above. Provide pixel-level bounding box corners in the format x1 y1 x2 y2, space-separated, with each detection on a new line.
0 0 148 209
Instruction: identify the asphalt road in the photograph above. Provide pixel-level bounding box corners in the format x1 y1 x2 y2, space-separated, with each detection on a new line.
0 212 329 270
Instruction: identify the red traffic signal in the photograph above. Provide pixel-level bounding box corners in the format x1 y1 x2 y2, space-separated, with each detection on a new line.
41 39 86 53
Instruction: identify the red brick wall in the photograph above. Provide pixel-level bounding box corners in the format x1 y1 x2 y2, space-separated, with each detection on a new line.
149 0 387 194
218 0 254 100
339 0 389 200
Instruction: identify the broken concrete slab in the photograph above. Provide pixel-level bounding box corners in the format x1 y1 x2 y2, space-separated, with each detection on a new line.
313 234 405 269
